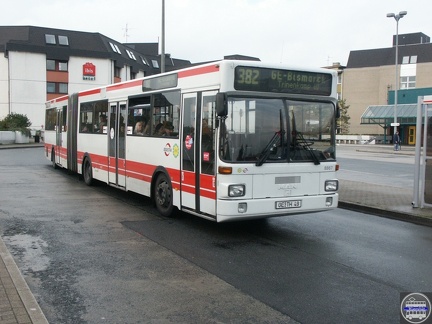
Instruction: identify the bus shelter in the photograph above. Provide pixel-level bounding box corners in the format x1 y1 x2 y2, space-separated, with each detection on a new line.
413 96 432 208
361 104 417 144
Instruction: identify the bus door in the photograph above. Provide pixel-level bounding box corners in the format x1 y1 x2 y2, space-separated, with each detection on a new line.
181 91 217 216
108 101 127 188
55 108 63 165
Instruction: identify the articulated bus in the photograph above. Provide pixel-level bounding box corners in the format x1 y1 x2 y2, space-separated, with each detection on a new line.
44 60 339 222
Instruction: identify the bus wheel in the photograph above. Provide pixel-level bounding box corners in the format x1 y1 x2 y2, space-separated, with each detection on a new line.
83 158 93 186
154 173 174 217
51 149 58 169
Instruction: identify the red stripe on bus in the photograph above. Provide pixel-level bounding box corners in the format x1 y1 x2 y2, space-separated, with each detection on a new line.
107 79 142 92
77 152 183 188
73 151 213 199
200 188 216 200
178 64 219 78
51 95 69 103
199 174 216 199
79 89 101 97
181 183 196 195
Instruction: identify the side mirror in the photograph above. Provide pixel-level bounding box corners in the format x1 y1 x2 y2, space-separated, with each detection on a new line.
336 102 341 119
216 93 227 116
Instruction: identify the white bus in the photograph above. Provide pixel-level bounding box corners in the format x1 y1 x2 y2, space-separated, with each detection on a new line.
44 60 339 222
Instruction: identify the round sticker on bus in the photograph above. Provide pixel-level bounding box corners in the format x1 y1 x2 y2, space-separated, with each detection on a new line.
185 135 193 150
110 128 115 140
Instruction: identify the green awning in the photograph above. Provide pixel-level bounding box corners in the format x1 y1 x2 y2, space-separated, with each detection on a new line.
361 104 417 125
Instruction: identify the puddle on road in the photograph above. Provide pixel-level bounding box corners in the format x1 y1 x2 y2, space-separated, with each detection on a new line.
4 234 50 272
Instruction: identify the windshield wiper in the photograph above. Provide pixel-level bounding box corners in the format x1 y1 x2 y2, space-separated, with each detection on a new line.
290 109 320 165
293 131 320 165
256 131 284 166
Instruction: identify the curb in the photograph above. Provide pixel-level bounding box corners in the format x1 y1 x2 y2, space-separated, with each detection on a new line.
0 144 44 150
0 237 49 324
338 201 432 227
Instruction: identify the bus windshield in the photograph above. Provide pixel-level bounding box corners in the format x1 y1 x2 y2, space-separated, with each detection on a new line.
219 97 336 165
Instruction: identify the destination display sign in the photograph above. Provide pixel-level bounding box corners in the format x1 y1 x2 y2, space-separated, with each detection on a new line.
142 74 178 91
234 66 333 96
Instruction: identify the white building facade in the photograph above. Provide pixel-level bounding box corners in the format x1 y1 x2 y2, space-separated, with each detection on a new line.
0 26 191 130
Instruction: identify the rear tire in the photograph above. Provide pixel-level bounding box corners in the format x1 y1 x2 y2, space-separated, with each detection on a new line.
83 158 93 186
154 173 174 217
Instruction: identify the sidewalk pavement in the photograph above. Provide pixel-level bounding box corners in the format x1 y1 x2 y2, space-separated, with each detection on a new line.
0 142 431 323
338 144 432 227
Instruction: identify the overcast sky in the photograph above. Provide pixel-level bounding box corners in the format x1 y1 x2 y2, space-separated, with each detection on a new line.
2 0 431 67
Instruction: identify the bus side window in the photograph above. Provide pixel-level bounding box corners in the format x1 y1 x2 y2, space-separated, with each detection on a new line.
127 97 151 136
151 92 180 138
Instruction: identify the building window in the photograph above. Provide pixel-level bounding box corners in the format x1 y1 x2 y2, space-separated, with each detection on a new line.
47 60 56 71
114 67 121 78
400 76 416 89
47 82 68 94
58 35 69 46
402 55 418 64
58 61 68 71
46 60 68 72
152 60 159 68
126 49 136 60
45 34 56 44
47 82 56 93
140 56 148 65
109 42 122 54
59 83 68 94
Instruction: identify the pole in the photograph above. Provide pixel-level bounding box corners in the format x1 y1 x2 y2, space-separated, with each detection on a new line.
161 0 165 73
413 97 423 208
393 19 399 135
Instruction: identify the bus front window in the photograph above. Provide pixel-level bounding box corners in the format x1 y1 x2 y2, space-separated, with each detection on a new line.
219 97 336 164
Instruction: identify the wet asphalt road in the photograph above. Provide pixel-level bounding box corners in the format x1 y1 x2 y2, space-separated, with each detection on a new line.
1 147 432 324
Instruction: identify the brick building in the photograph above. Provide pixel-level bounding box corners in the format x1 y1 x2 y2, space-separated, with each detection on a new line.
343 32 432 144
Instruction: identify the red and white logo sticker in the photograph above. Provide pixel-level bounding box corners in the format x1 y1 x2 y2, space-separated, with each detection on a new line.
185 135 193 150
164 143 172 156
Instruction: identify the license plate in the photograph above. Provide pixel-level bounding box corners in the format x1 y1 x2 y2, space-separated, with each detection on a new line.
275 200 302 209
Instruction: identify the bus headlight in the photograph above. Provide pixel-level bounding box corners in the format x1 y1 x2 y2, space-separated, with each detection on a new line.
228 184 245 197
325 180 338 192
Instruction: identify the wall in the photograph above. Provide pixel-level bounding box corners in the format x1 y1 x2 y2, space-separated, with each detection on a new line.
68 57 114 92
0 131 29 144
343 59 432 135
9 51 46 129
0 55 9 120
417 62 432 88
343 66 391 134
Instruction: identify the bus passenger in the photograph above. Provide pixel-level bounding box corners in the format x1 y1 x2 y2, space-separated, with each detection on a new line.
155 123 164 136
134 121 145 135
98 115 107 133
155 122 173 136
163 121 174 136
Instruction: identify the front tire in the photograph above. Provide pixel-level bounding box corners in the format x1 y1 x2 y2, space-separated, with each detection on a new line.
83 158 93 186
154 173 174 217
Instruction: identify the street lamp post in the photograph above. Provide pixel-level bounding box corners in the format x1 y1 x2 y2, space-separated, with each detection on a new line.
161 0 165 73
387 11 407 137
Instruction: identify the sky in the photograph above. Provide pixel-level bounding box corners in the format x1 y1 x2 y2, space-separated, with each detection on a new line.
2 0 431 67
